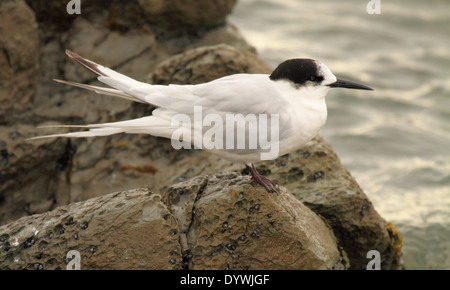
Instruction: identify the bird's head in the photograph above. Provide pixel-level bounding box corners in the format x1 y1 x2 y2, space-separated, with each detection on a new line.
269 58 373 98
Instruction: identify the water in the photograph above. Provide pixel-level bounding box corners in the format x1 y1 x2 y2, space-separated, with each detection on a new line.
230 0 450 269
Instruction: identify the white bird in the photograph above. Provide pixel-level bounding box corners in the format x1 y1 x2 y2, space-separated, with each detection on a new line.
30 50 373 193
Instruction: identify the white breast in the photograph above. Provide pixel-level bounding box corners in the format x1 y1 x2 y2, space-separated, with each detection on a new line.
272 80 329 157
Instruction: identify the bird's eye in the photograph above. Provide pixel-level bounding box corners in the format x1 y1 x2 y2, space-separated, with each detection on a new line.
309 76 324 83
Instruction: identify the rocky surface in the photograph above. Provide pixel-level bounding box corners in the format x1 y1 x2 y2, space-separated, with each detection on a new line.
0 0 39 125
0 175 343 270
149 44 271 85
0 0 254 226
137 0 237 28
0 0 403 269
0 188 181 270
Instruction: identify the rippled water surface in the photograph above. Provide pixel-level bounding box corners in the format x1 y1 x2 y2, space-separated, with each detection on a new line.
230 0 450 269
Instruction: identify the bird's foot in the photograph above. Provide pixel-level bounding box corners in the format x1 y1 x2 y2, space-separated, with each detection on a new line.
245 164 279 194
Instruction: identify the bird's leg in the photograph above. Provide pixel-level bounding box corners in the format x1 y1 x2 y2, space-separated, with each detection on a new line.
245 163 279 194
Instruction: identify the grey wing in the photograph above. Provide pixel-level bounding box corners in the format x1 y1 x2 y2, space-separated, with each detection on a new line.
185 74 292 160
191 74 284 115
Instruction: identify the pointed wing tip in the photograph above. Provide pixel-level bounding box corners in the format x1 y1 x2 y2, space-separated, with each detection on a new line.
25 135 56 142
65 49 84 63
65 49 77 59
53 79 75 86
65 49 104 77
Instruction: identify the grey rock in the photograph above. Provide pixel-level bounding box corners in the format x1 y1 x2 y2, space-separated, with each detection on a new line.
165 173 342 270
0 176 342 270
150 44 272 85
247 137 404 269
0 125 68 225
0 0 253 226
0 0 39 125
0 188 181 270
137 0 237 28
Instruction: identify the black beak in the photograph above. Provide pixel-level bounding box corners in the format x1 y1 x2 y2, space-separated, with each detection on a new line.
328 79 374 91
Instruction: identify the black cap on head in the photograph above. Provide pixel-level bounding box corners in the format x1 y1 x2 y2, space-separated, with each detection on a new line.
269 59 323 86
270 58 374 91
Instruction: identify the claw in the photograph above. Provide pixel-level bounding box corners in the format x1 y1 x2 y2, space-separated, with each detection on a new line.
245 163 279 194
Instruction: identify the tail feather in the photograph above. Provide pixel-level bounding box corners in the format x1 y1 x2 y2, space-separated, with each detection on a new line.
27 116 180 141
66 50 127 80
61 50 198 109
54 79 146 103
30 50 193 141
62 50 150 103
28 128 124 140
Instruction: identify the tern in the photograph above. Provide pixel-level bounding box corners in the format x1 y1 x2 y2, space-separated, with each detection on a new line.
30 50 373 193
